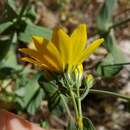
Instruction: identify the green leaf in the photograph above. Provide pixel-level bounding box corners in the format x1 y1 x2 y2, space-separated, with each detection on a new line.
25 4 36 21
49 91 61 111
40 121 49 129
15 74 40 108
40 81 57 96
83 118 95 130
0 38 11 61
7 0 17 14
39 79 60 111
0 40 22 79
96 0 125 77
27 88 45 115
96 0 117 31
97 53 123 77
0 0 17 22
96 0 126 77
0 67 16 79
38 74 65 113
2 48 17 68
38 74 58 97
18 23 52 43
0 45 21 69
67 120 76 130
97 33 126 77
0 22 13 34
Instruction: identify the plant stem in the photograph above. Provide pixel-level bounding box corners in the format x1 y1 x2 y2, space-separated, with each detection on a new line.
64 72 83 130
69 86 83 130
108 17 130 32
60 94 74 122
77 85 83 130
90 89 130 100
69 89 78 117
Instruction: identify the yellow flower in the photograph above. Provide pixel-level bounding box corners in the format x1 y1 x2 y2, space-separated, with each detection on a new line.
85 74 94 88
19 24 104 73
74 64 83 81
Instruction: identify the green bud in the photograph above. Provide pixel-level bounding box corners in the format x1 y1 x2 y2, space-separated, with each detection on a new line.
85 74 94 88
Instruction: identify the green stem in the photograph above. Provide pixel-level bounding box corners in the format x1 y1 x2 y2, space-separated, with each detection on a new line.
70 89 79 117
77 85 83 130
90 89 130 100
77 92 82 118
64 72 83 130
60 94 74 122
70 86 83 130
108 17 130 32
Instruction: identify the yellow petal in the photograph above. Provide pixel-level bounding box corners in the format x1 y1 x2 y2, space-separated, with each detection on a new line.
41 39 64 71
19 48 60 71
32 36 62 70
32 35 44 51
51 27 60 49
32 36 64 71
70 24 87 65
78 38 104 63
74 64 83 80
20 57 53 71
51 28 72 69
19 48 41 59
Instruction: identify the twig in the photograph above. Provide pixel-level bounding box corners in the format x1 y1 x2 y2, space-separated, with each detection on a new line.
90 89 130 101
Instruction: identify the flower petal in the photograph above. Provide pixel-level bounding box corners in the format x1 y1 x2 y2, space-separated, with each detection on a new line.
19 48 59 71
78 38 104 63
70 24 87 64
19 48 41 60
74 64 83 81
41 39 64 71
20 57 53 70
32 35 44 51
32 36 64 71
51 27 60 49
19 39 62 71
52 28 72 69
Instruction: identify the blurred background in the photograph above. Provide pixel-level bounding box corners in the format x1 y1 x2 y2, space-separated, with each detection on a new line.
0 0 130 130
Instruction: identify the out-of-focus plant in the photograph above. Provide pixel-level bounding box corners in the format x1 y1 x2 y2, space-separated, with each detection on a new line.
0 0 51 114
96 0 130 77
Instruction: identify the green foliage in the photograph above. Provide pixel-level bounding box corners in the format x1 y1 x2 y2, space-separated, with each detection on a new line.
40 121 49 129
96 32 125 77
1 0 17 23
83 118 95 130
15 74 40 109
67 117 96 130
38 75 64 112
67 120 77 130
19 23 52 43
0 22 13 34
0 0 51 115
81 75 94 100
96 0 126 77
27 88 44 115
14 73 45 115
97 53 122 77
0 38 11 61
97 0 117 31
